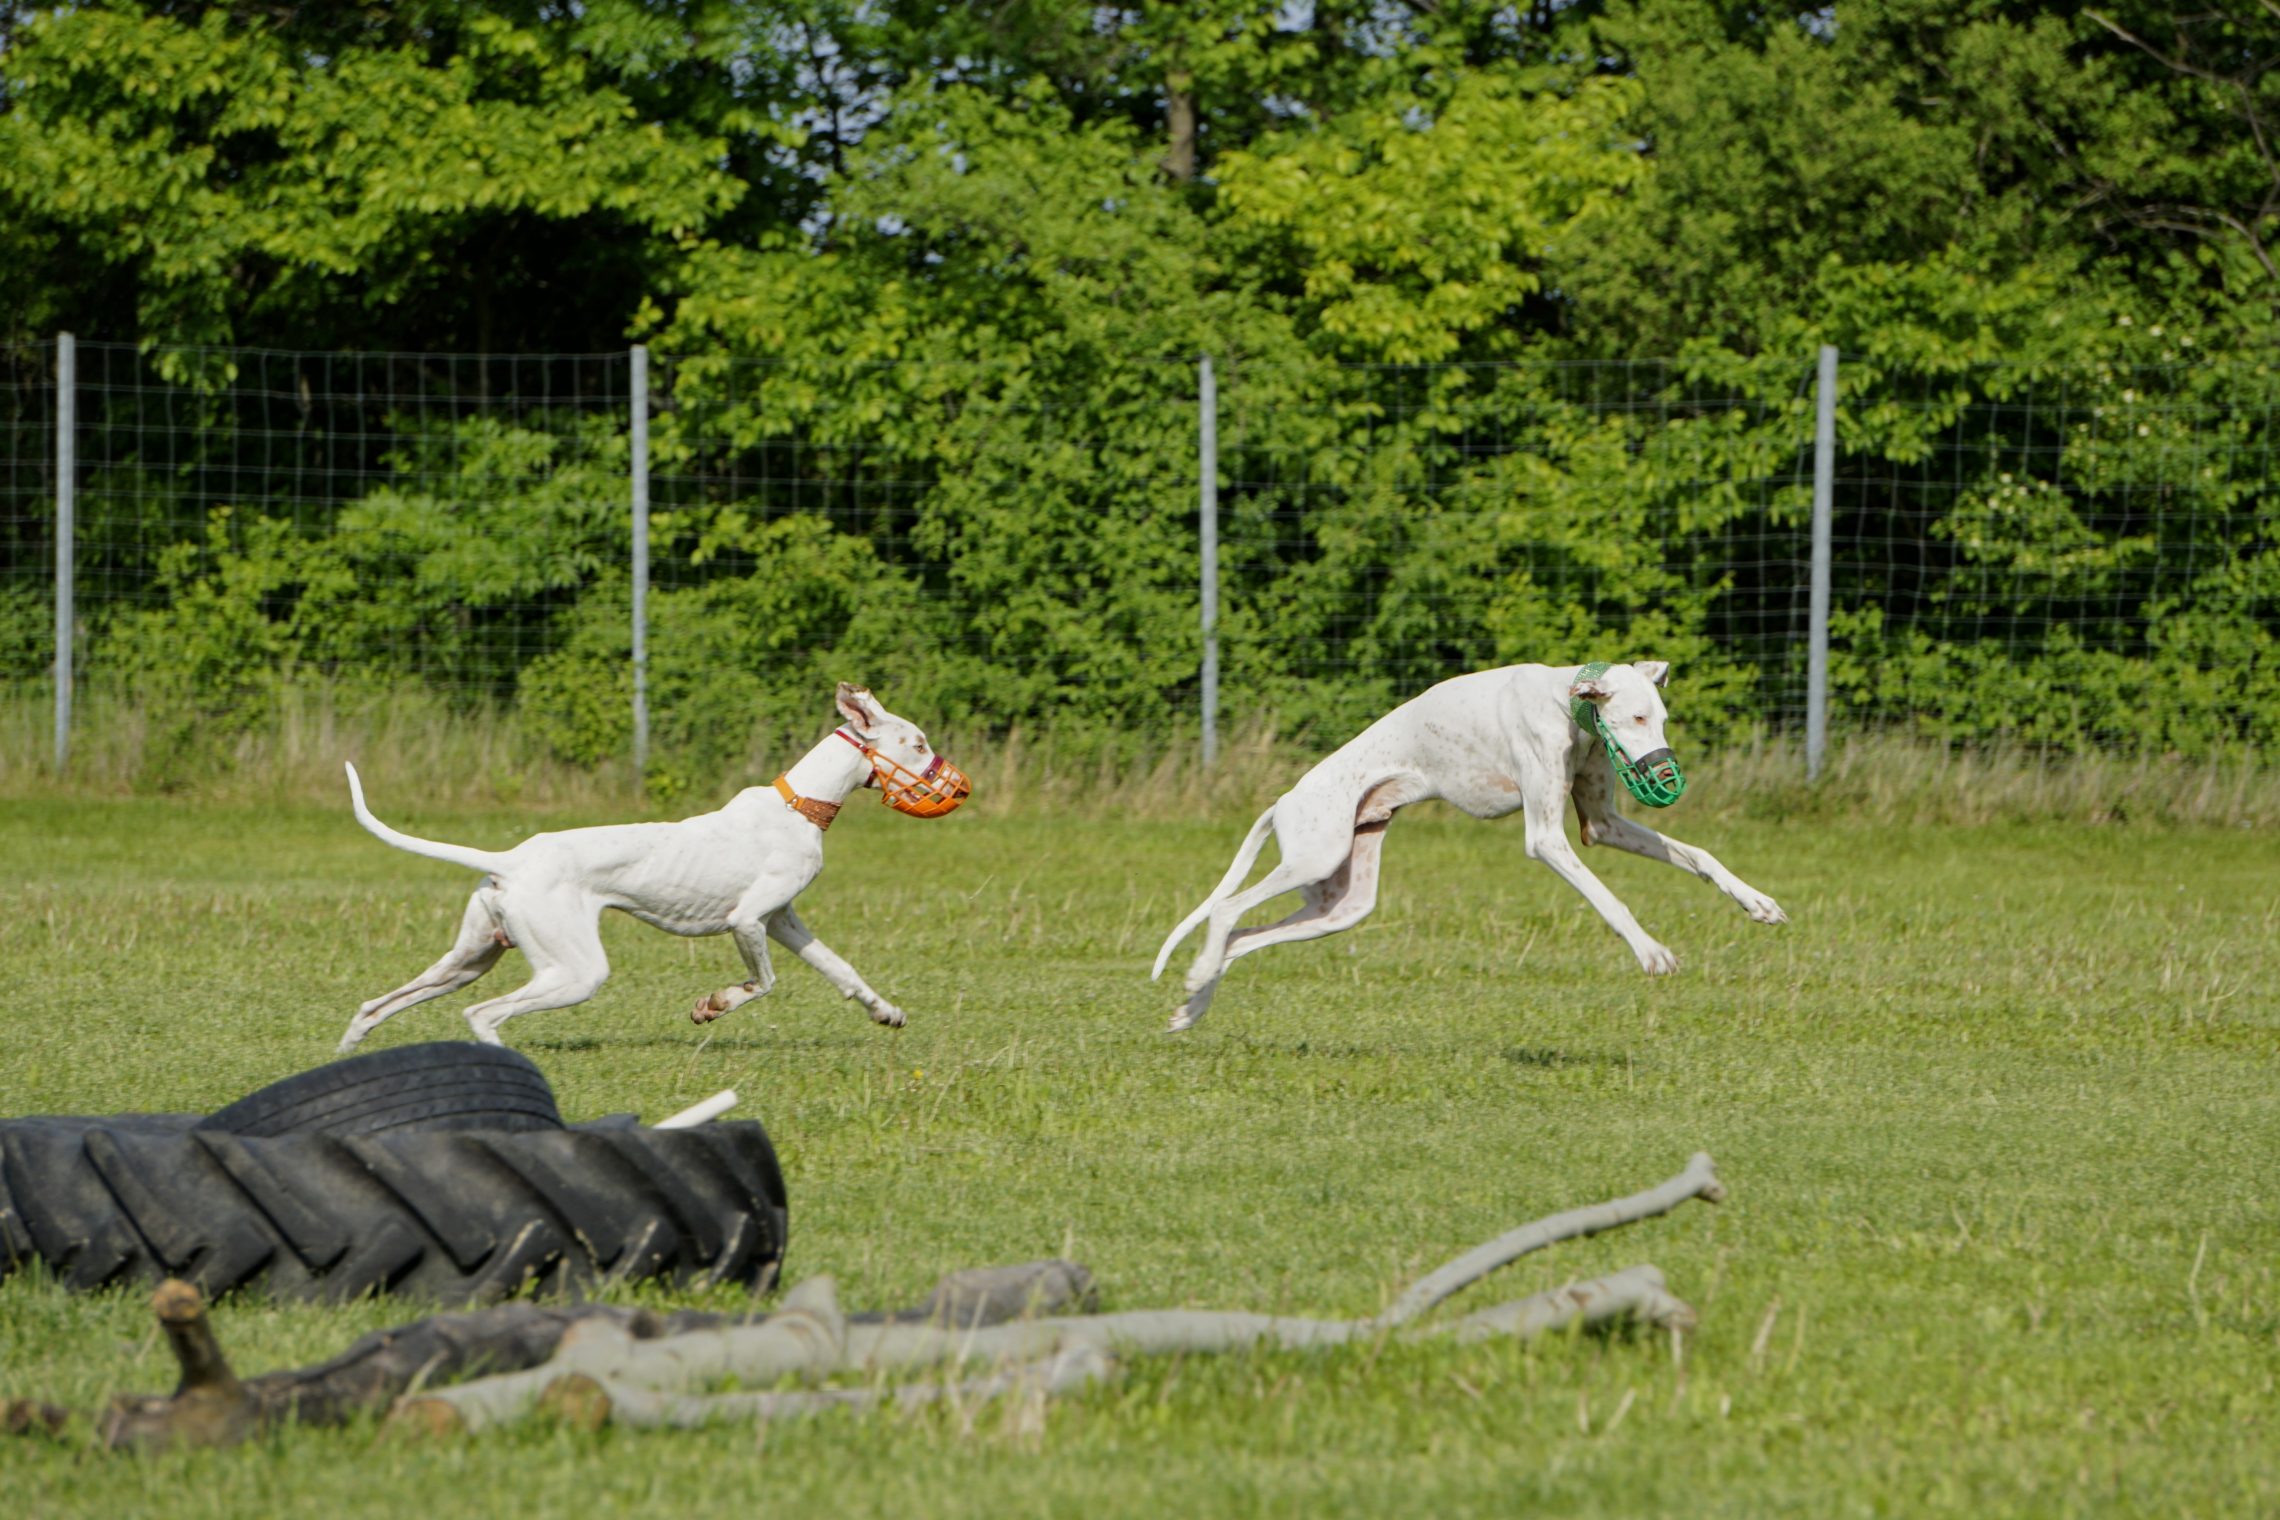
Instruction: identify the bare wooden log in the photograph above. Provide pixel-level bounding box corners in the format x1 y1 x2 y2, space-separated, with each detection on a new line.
843 1310 1335 1371
79 1157 1723 1447
390 1275 846 1434
396 1154 1722 1436
1433 1263 1697 1341
545 1343 1116 1431
908 1259 1096 1327
1376 1152 1724 1326
101 1296 666 1450
824 1154 1724 1378
837 1264 1695 1374
45 1259 1696 1449
604 1277 848 1390
409 1291 1299 1433
80 1257 1092 1450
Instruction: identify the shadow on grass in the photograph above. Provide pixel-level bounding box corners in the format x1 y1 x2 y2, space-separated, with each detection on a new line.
1499 1045 1631 1071
520 1032 879 1054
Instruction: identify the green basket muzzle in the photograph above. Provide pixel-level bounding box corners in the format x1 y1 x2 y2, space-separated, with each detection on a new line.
1570 662 1688 809
1615 746 1687 808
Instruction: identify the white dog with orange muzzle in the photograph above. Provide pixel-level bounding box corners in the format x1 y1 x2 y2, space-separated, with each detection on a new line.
1151 660 1787 1031
335 683 969 1051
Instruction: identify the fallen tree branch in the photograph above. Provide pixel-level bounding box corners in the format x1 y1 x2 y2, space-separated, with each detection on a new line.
391 1276 848 1435
86 1259 1092 1451
543 1343 1117 1432
67 1156 1726 1447
1376 1151 1724 1325
392 1154 1724 1435
835 1262 1694 1374
474 1265 1688 1434
1433 1262 1696 1340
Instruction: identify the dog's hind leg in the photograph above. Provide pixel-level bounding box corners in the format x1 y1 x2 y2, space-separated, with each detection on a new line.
461 895 610 1046
1220 821 1390 971
1170 863 1321 1032
1173 805 1356 1031
1223 877 1335 959
338 889 509 1054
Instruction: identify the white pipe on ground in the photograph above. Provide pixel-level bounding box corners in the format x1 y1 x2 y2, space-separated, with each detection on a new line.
654 1089 739 1129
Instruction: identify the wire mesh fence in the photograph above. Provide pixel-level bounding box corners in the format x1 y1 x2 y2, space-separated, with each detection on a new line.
1216 358 1819 741
0 345 55 698
1 339 2271 782
62 343 631 702
1832 360 2280 754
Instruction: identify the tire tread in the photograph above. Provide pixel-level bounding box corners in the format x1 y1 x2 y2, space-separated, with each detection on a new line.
0 1118 785 1304
196 1043 563 1139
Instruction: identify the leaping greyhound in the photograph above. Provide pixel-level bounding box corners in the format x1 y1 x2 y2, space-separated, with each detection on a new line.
1152 661 1786 1031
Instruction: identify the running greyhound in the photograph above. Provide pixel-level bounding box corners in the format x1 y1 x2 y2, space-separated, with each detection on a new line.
336 683 968 1051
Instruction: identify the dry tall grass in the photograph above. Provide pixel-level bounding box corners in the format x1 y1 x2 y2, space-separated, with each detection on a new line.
0 688 623 810
3 688 2272 828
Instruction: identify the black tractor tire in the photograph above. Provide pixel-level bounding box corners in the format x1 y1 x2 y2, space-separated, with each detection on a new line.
0 1118 788 1304
196 1043 563 1139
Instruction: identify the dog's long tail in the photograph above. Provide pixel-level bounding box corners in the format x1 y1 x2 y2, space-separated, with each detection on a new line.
344 762 507 875
1150 804 1278 981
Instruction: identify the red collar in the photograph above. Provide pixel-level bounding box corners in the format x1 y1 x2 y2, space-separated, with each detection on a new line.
834 728 879 787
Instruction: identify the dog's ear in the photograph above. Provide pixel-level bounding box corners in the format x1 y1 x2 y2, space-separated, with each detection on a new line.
1569 674 1615 704
1633 660 1672 688
835 682 883 733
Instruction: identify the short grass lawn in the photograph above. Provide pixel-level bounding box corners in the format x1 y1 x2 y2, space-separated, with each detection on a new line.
2 794 2275 1517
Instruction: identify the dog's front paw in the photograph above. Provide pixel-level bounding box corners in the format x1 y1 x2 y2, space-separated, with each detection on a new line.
869 1002 906 1029
1739 889 1788 926
1633 940 1681 976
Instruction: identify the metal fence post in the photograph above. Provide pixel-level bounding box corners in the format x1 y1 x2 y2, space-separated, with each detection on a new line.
1807 344 1836 783
630 345 650 780
54 332 74 773
1198 355 1219 769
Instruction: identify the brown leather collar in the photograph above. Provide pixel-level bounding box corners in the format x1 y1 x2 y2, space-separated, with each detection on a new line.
773 775 840 832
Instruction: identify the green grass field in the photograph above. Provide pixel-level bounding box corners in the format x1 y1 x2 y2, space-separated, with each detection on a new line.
2 790 2275 1517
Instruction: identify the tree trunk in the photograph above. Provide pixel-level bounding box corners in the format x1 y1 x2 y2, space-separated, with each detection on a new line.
1165 69 1197 182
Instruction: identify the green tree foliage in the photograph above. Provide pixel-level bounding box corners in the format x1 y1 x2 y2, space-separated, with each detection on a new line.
0 1 806 353
3 1 2274 776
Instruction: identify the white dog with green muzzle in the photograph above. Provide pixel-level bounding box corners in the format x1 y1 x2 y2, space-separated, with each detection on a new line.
1151 660 1787 1031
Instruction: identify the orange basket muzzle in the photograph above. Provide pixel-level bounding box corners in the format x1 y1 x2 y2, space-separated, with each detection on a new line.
865 747 971 818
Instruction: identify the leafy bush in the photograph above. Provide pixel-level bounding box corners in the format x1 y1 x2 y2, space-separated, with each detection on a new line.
518 515 953 780
0 584 48 684
15 9 2277 777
